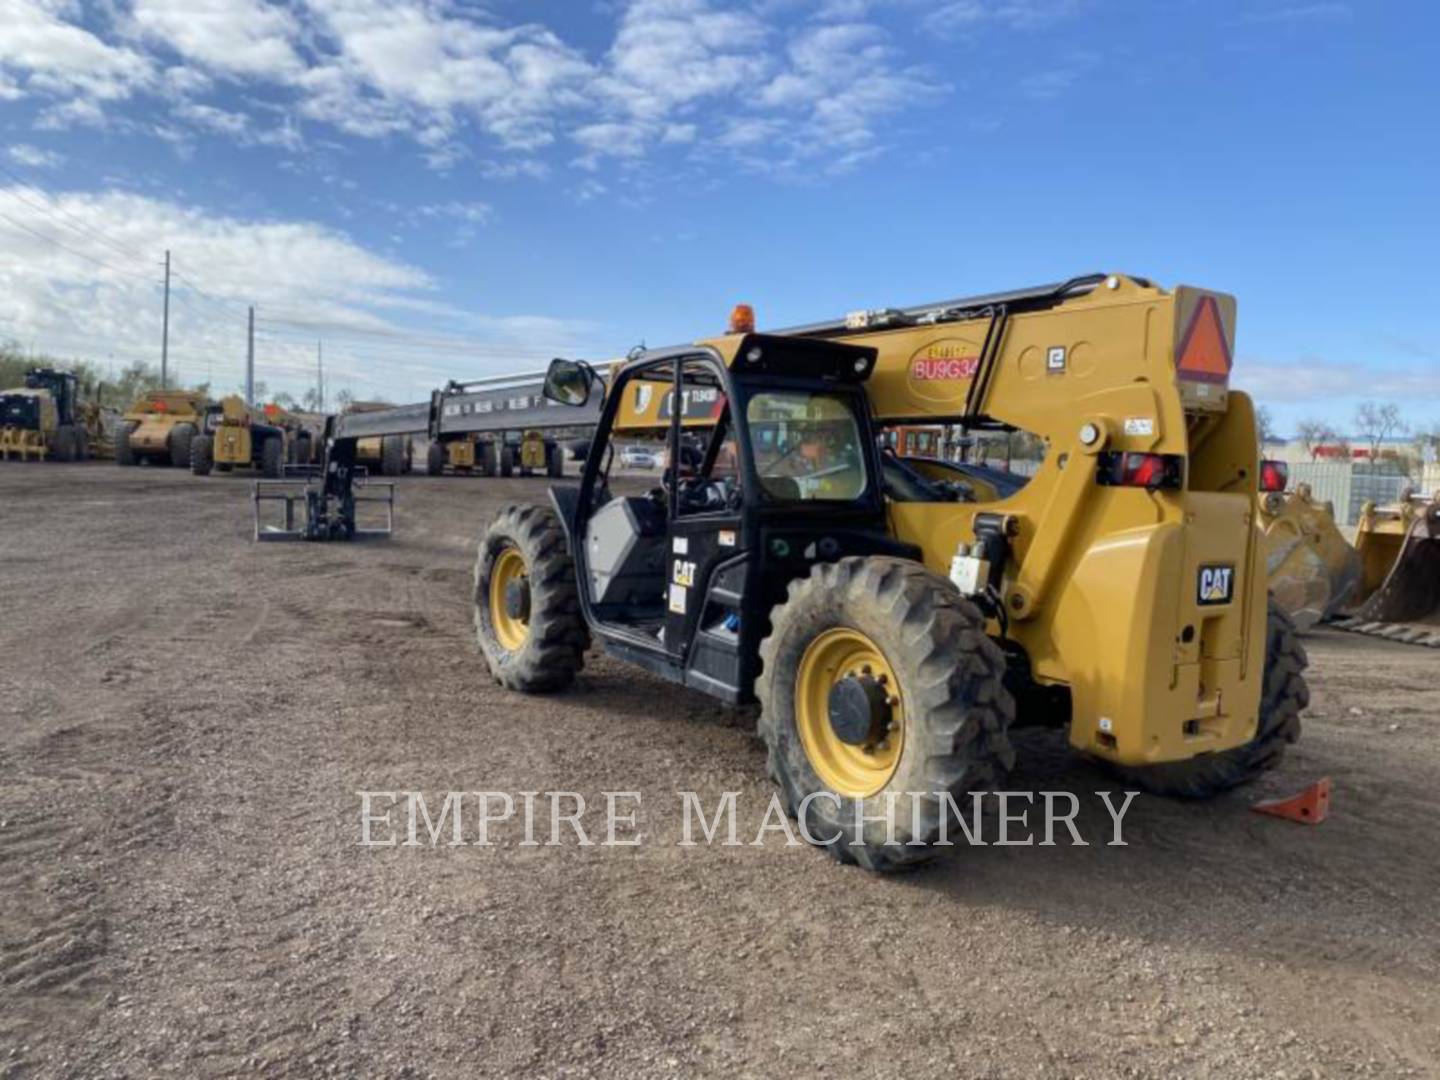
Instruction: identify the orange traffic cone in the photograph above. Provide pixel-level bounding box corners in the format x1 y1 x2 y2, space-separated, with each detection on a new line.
1251 777 1331 825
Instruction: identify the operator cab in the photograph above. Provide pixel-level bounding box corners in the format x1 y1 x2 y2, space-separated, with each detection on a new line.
542 335 917 703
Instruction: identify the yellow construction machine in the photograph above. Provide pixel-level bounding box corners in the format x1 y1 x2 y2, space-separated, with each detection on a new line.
189 396 289 477
506 430 563 478
345 401 412 476
116 389 208 467
0 368 101 461
463 273 1308 872
1258 468 1362 632
260 403 324 466
1328 492 1440 644
426 434 479 475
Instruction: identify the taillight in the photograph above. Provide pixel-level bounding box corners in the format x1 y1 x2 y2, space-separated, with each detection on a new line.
1259 460 1288 493
1096 451 1183 490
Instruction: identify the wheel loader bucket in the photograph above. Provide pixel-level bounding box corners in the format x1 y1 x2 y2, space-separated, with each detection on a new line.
1260 486 1361 632
1332 495 1440 646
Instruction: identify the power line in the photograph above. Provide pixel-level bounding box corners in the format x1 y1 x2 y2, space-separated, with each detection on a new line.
171 269 255 320
0 206 163 284
0 162 155 265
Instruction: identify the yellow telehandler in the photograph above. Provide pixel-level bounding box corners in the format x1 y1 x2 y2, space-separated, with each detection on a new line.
189 396 289 478
462 273 1307 872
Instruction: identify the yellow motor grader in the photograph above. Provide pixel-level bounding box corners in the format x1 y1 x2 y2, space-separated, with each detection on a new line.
116 389 208 467
0 368 97 461
189 396 288 478
462 273 1308 872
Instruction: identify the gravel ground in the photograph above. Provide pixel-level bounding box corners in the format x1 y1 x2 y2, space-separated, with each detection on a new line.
2 462 1438 1078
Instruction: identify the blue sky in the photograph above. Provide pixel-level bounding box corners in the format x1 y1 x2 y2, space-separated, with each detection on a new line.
0 0 1436 433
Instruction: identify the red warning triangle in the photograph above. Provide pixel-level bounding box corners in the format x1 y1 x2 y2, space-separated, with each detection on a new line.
1176 295 1233 384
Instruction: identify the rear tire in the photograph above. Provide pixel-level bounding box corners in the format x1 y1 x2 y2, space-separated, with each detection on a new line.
381 435 405 477
168 423 196 469
474 505 589 692
427 441 445 476
1113 602 1308 798
500 444 515 477
296 433 312 466
260 436 284 479
115 423 136 466
757 557 1016 873
546 442 563 478
190 434 214 475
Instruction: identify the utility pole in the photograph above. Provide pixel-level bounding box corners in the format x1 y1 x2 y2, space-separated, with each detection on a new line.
160 250 171 388
246 305 255 406
317 340 324 413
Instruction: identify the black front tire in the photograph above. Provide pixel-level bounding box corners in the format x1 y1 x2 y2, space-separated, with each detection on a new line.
546 443 563 478
473 505 589 692
51 424 79 462
260 436 284 479
115 423 136 466
190 434 214 475
1113 602 1308 798
499 444 515 477
381 435 406 477
168 423 196 469
427 441 445 476
757 557 1016 873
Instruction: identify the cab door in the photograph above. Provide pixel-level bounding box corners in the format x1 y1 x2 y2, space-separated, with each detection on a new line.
659 359 757 702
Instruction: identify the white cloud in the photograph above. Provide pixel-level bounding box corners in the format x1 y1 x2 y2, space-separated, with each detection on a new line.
0 0 154 100
1018 50 1100 99
170 101 304 150
126 0 305 80
925 0 1083 36
297 0 593 150
0 186 592 399
0 0 1091 183
1242 3 1352 25
598 0 769 120
7 143 64 168
1237 357 1440 405
416 200 492 225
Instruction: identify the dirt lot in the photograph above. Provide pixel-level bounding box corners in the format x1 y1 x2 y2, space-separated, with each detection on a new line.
3 463 1439 1078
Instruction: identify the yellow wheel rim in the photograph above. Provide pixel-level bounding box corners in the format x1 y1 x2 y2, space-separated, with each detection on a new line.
488 547 530 652
795 627 904 799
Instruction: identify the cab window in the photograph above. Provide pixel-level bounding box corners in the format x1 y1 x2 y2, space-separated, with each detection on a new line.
746 391 867 501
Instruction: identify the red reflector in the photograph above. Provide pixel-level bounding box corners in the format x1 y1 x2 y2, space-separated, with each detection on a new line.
1097 451 1183 490
1260 460 1288 493
1128 454 1164 488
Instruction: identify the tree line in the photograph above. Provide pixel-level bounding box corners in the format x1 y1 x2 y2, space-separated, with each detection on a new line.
0 341 350 414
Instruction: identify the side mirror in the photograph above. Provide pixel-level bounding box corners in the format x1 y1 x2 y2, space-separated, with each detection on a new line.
543 358 596 407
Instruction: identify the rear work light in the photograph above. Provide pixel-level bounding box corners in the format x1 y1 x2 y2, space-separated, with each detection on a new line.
1259 460 1289 493
1096 451 1184 491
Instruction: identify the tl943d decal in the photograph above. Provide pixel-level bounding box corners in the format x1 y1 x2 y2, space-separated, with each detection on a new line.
1197 564 1235 606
